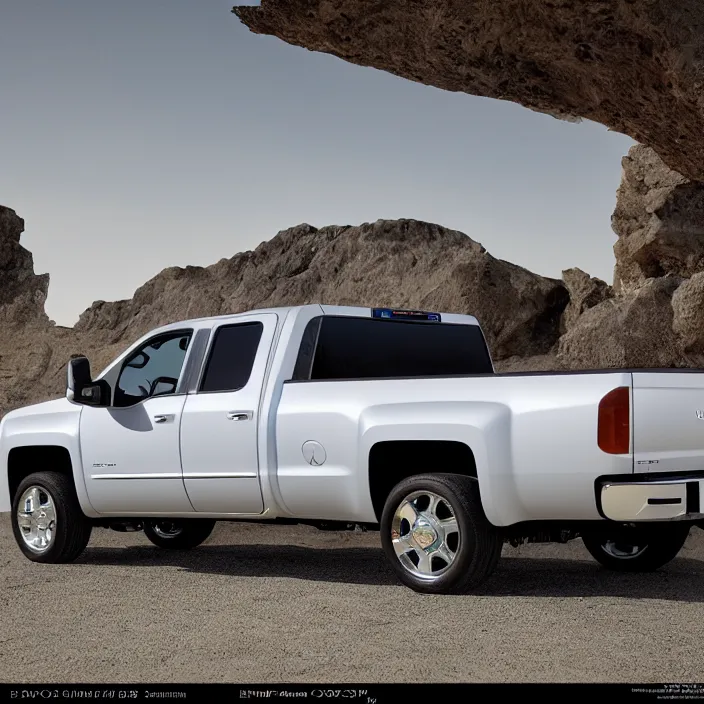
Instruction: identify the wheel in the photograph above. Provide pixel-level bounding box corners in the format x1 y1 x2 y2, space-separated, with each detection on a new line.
143 519 216 550
380 473 503 594
582 523 690 572
11 471 92 563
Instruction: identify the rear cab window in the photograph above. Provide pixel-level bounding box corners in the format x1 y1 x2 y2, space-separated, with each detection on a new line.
293 313 493 381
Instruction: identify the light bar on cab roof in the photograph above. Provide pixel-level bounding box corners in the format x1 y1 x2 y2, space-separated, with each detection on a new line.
372 308 441 322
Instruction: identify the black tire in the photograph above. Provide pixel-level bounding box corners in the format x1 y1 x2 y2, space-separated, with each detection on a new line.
143 519 216 550
582 523 690 572
380 473 502 594
11 471 92 563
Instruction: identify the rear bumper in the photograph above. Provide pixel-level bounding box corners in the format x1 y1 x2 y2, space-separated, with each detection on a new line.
599 476 704 521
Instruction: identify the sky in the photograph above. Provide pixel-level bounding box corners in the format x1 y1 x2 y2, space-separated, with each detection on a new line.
0 0 635 327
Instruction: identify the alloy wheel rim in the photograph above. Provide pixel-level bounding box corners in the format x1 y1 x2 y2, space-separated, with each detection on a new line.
16 486 57 553
601 540 648 559
391 490 460 580
151 521 183 539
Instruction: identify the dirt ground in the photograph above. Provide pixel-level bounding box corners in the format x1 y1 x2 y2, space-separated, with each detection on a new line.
1 516 704 683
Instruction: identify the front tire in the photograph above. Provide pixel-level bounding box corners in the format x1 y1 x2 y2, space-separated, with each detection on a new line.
143 519 216 550
11 471 92 563
380 473 503 594
582 523 690 572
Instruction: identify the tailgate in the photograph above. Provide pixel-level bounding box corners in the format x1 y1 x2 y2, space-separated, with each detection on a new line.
633 370 704 473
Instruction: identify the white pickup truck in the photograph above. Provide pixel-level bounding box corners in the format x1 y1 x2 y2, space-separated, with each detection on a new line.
2 304 704 594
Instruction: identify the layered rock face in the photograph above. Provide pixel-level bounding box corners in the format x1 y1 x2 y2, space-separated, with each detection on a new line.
4 138 704 417
0 214 569 416
234 0 704 182
557 276 686 369
612 144 704 292
556 144 704 369
0 206 50 326
74 219 569 359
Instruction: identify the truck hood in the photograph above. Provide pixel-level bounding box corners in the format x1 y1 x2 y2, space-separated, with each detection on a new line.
2 397 81 422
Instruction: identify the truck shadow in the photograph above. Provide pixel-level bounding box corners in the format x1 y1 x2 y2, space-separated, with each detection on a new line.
81 543 704 602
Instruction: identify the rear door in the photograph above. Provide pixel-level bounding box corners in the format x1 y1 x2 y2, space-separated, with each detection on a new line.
633 371 704 472
179 313 278 513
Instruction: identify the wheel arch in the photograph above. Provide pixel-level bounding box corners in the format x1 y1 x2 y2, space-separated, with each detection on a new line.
368 440 479 521
360 403 520 527
2 436 97 517
8 445 74 501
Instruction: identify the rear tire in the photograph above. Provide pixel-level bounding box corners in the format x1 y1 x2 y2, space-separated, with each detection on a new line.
11 471 92 563
582 523 690 572
380 473 502 594
143 519 216 550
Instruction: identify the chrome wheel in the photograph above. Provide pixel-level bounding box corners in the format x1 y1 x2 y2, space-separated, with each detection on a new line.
601 540 648 559
151 521 183 539
16 486 57 554
391 490 460 580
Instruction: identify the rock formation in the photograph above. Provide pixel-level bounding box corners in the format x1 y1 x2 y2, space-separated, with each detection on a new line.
0 206 50 326
233 0 704 182
5 4 704 414
74 219 569 361
612 144 704 292
0 214 569 417
672 272 704 359
3 141 704 415
560 267 613 334
227 3 704 368
557 276 686 369
552 143 704 370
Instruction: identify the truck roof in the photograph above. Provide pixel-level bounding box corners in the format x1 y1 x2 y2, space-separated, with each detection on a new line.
147 304 481 337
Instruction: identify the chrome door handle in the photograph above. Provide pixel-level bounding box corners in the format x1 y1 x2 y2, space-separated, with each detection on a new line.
226 411 252 421
153 414 174 424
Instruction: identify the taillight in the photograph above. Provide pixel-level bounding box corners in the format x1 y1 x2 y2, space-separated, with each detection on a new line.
598 386 630 454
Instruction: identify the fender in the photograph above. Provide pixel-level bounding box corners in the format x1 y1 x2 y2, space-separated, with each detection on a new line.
0 398 98 517
359 400 522 526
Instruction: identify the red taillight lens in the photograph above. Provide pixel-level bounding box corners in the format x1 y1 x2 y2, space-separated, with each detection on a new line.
598 386 630 454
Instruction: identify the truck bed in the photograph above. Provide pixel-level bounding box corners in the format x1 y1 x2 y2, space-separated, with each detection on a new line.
274 368 704 527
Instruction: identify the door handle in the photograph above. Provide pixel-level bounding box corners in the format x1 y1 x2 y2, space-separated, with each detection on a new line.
153 414 174 424
226 411 252 421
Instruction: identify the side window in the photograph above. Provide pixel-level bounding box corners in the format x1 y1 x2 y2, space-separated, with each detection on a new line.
199 322 263 393
114 331 192 408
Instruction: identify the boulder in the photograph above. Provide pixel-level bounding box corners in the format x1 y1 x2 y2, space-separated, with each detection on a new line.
561 267 613 333
557 276 685 369
671 272 704 362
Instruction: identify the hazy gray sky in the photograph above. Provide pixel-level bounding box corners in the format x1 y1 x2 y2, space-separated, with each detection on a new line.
1 0 634 327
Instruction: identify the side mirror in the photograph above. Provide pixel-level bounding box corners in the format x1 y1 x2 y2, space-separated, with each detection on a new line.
67 356 111 407
67 356 92 391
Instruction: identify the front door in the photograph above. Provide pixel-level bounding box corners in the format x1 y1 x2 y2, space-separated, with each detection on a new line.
179 313 278 513
80 329 196 515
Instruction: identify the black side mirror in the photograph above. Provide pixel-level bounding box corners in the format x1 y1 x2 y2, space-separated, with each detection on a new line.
67 356 111 407
68 356 92 389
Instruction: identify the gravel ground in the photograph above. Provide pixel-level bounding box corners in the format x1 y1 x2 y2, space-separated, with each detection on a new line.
1 515 704 683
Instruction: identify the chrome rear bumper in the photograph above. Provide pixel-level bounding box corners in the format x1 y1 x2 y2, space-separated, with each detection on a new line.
600 477 704 521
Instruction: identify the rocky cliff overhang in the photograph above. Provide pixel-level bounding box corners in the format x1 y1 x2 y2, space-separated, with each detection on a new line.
234 0 704 182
